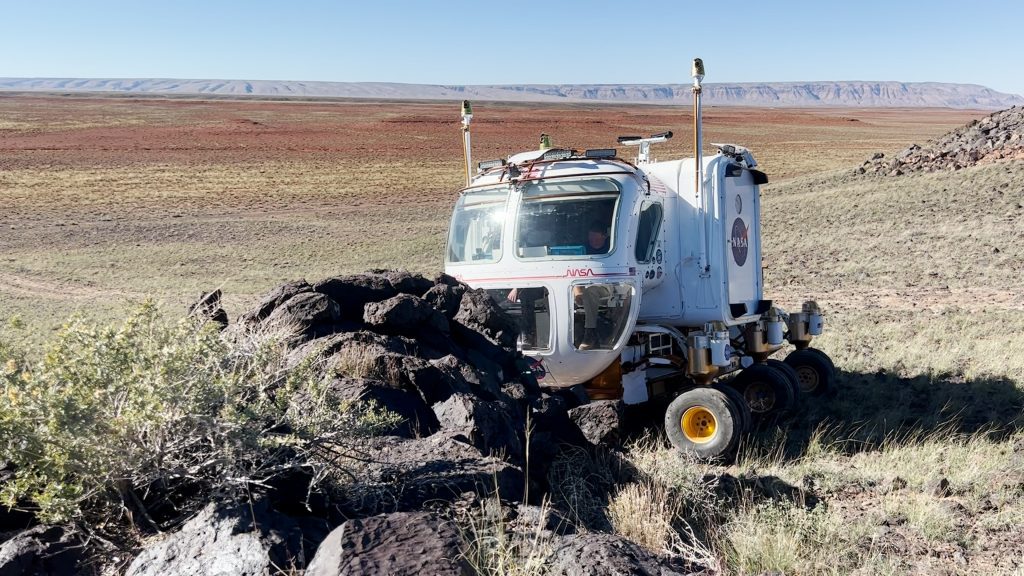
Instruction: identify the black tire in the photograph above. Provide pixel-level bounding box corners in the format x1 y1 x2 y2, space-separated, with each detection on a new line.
785 349 835 396
731 363 796 418
665 387 740 460
766 358 802 403
713 381 753 434
803 347 837 378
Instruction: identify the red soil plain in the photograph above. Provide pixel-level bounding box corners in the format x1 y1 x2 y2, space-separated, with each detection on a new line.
0 94 988 327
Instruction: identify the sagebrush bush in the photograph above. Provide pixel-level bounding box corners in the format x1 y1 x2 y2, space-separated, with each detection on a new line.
0 302 399 541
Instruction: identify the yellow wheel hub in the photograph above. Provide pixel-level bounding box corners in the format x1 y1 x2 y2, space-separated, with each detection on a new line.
681 406 717 444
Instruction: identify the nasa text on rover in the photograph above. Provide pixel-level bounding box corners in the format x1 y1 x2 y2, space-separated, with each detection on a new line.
445 59 835 459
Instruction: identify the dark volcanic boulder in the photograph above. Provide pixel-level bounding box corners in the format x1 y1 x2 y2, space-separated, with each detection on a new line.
363 294 449 337
340 433 524 515
433 393 523 458
568 400 624 447
305 512 471 576
239 279 313 325
423 283 466 320
453 289 519 349
398 356 471 405
548 533 695 576
368 270 435 298
450 289 520 374
285 330 417 372
322 376 439 438
431 354 502 401
264 291 342 343
126 501 307 576
187 289 228 328
0 526 82 576
313 274 397 321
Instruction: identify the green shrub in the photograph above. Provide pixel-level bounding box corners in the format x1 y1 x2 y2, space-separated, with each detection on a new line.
0 302 399 537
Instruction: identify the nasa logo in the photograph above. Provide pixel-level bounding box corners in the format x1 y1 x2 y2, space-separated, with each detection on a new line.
565 268 594 278
731 217 748 266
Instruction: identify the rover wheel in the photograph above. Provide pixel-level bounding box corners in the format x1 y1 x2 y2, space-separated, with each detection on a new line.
665 387 740 460
713 381 753 433
802 347 837 379
766 358 802 403
732 363 796 418
784 349 835 396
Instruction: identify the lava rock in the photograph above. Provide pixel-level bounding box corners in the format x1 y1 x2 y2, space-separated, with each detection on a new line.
431 354 502 401
857 106 1024 176
433 393 523 458
513 504 576 536
339 433 524 515
548 533 694 575
264 291 342 343
285 330 417 372
882 476 908 494
322 376 439 438
423 283 467 320
453 289 519 349
373 356 469 405
187 289 228 328
568 400 624 447
313 274 397 321
239 279 313 325
126 501 307 576
369 270 435 298
363 293 449 337
0 526 82 575
305 512 471 576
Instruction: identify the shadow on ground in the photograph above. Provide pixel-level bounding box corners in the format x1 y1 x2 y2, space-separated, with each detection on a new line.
769 368 1024 459
622 368 1024 462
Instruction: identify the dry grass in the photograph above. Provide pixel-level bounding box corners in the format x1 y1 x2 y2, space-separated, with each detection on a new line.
608 480 684 553
458 496 557 576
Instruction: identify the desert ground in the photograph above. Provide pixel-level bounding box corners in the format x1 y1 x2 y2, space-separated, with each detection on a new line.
2 94 1023 574
0 95 989 334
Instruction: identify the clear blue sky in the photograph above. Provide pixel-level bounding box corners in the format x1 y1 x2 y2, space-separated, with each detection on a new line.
2 0 1021 95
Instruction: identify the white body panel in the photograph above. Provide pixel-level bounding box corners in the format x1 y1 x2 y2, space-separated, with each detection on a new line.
445 151 765 387
640 156 763 327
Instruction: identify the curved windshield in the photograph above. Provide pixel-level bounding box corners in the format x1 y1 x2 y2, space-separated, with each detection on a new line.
447 186 509 264
516 178 620 259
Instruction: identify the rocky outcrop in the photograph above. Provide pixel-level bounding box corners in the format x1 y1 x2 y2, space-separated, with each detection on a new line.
59 270 642 574
548 533 697 575
857 105 1024 175
338 432 525 516
568 400 624 447
0 526 83 576
305 512 471 576
125 501 308 576
433 393 523 458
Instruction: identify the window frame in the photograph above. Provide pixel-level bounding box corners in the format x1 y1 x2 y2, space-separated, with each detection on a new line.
634 199 664 264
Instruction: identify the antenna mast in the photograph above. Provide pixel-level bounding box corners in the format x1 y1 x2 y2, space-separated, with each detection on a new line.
692 58 710 276
461 100 473 187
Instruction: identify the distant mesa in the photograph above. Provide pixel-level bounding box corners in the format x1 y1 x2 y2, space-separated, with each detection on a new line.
0 78 1022 109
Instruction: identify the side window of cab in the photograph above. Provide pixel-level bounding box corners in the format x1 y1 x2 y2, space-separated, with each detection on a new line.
634 200 663 263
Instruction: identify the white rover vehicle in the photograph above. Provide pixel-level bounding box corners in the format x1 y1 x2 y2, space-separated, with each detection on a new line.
445 59 834 459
